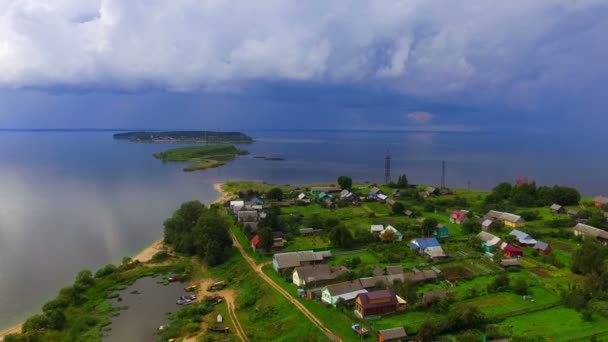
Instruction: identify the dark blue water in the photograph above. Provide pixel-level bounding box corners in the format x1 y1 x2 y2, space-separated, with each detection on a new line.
0 129 604 329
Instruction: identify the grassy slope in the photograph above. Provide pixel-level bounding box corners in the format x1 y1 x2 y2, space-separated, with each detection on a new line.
226 181 607 341
205 249 328 342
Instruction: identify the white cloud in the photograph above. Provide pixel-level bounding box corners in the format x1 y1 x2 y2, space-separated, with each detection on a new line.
407 111 434 124
0 0 606 110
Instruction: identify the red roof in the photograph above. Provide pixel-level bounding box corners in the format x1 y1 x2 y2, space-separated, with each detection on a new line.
251 235 260 247
451 210 467 221
504 244 522 253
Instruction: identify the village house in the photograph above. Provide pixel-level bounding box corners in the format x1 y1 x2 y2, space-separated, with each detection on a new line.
484 210 525 228
408 238 446 260
299 227 315 236
250 235 260 251
501 258 521 269
502 244 524 258
477 231 502 253
424 187 440 197
509 229 537 247
385 266 404 275
573 223 608 244
273 250 332 274
533 241 552 255
297 193 311 204
450 210 468 224
376 327 407 342
391 189 401 197
368 186 383 199
237 211 259 231
354 289 399 318
386 198 396 206
359 269 438 290
316 192 332 201
321 280 367 306
229 200 245 213
380 226 403 242
550 203 565 214
377 193 389 202
433 224 450 239
481 218 496 231
593 196 608 208
292 264 349 288
567 209 579 217
370 224 385 235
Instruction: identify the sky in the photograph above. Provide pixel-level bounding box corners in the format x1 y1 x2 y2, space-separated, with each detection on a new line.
0 0 607 132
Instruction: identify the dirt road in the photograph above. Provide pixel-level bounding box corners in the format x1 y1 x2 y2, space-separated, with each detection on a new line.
229 231 341 342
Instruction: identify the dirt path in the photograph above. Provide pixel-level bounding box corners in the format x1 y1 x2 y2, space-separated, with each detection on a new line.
229 231 341 342
183 270 248 342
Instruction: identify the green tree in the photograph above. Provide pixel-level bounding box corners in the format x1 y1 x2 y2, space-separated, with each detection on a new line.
487 272 509 292
447 304 487 331
328 225 353 248
266 187 284 201
258 228 273 251
513 279 529 295
163 200 206 254
74 269 95 293
461 218 481 234
337 176 353 190
572 239 607 275
420 218 438 237
396 174 408 188
192 208 233 265
392 202 405 215
511 182 537 207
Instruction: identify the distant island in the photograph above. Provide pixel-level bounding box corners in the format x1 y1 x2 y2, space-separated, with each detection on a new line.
153 145 248 172
114 131 253 144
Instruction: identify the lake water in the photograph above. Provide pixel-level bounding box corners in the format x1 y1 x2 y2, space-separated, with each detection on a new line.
104 276 184 342
0 129 605 329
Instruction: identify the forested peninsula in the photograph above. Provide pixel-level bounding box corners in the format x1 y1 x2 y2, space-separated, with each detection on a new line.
113 131 253 144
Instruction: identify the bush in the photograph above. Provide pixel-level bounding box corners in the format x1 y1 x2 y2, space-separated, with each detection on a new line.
487 273 509 292
151 251 170 263
94 264 118 278
513 279 529 295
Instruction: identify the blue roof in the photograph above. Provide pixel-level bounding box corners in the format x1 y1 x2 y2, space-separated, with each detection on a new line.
410 238 441 249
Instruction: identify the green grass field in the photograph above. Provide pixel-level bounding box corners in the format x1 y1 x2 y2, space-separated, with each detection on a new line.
499 306 608 340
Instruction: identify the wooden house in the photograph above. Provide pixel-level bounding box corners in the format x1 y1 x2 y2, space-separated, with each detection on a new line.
391 189 401 197
484 210 525 228
501 258 521 269
370 224 385 235
321 280 367 306
573 223 608 244
533 241 552 255
354 290 398 318
273 250 332 274
380 226 403 242
376 327 407 342
550 204 565 214
292 264 348 288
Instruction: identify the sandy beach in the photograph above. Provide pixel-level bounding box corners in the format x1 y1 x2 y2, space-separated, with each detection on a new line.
211 182 234 206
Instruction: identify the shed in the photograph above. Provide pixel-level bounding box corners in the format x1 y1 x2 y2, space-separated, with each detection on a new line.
299 228 315 236
501 258 521 268
376 327 407 342
380 226 403 242
433 225 450 238
533 241 552 255
450 210 468 224
509 229 537 246
550 204 565 214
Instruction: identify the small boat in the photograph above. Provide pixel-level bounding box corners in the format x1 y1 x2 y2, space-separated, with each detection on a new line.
184 284 198 292
208 326 230 333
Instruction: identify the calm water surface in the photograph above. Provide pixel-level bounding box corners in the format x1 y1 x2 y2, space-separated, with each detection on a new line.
104 276 184 342
0 129 605 329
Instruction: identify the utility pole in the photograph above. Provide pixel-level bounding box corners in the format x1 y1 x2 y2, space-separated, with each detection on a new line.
441 160 446 189
384 149 391 185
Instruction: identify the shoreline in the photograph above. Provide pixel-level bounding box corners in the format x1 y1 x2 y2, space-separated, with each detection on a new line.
0 183 229 340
